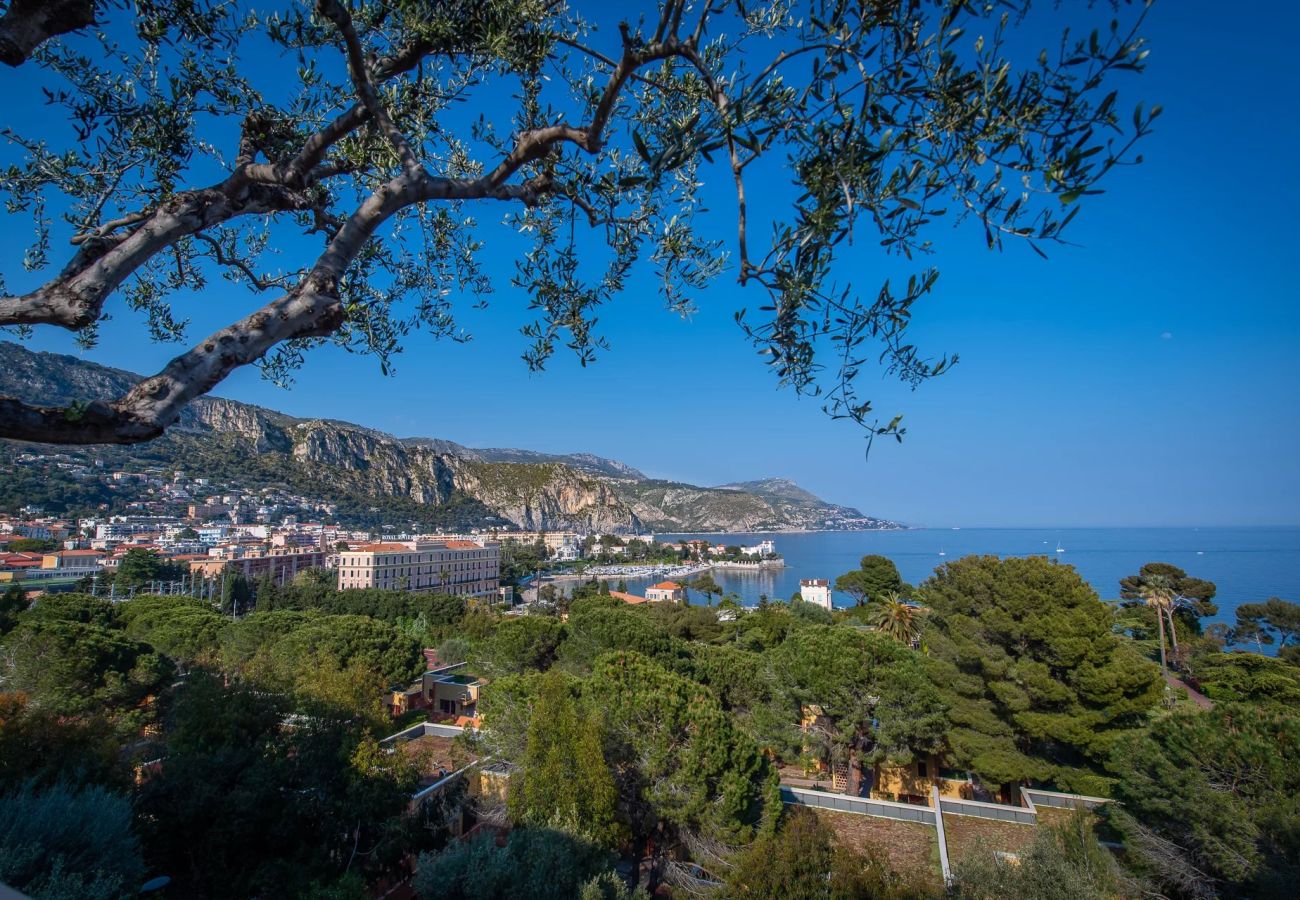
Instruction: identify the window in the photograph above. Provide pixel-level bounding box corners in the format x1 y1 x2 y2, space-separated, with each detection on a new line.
917 762 928 778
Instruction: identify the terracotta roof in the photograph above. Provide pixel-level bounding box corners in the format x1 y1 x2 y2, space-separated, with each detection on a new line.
353 542 411 552
54 549 104 557
0 555 42 568
649 581 682 590
609 590 650 605
443 540 483 549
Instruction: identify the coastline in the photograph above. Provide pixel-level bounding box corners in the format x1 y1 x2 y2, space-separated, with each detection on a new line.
537 558 786 584
653 526 908 535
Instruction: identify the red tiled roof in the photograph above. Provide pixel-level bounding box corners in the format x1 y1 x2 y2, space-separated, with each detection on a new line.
609 590 650 605
649 581 682 590
444 540 482 549
54 549 104 557
354 542 411 552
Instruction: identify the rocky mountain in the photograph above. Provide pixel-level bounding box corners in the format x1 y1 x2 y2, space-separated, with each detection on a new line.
716 477 899 530
0 342 902 532
471 448 647 481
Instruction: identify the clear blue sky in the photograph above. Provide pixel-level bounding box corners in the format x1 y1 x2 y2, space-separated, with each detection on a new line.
3 1 1298 527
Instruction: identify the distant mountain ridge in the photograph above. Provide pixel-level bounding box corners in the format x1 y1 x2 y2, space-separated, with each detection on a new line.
0 342 903 532
470 448 648 481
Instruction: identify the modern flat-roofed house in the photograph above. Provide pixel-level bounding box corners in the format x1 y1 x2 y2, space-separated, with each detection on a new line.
644 580 684 603
424 670 487 719
388 660 488 722
868 758 974 805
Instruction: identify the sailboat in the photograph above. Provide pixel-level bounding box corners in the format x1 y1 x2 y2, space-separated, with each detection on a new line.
938 547 946 557
1055 540 1065 553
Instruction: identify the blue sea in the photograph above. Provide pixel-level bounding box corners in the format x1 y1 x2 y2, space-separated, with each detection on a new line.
615 528 1300 632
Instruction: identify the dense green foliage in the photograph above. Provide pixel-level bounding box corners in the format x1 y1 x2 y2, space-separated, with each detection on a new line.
590 650 778 844
1119 562 1218 634
1109 704 1300 898
0 457 115 516
1187 651 1300 704
775 626 947 768
0 585 478 897
414 828 622 900
950 810 1130 900
477 615 564 676
136 673 420 898
21 592 118 627
118 594 225 666
834 554 905 606
110 547 187 591
722 806 921 899
510 670 623 847
1 617 170 718
3 538 57 553
922 556 1161 792
1229 597 1300 662
0 780 145 900
558 598 688 671
0 584 25 634
2 541 1294 899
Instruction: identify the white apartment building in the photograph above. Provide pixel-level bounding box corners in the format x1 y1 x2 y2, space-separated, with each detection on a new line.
336 539 500 598
800 578 833 610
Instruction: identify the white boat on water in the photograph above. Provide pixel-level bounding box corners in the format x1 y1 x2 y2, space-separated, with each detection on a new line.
1055 540 1065 553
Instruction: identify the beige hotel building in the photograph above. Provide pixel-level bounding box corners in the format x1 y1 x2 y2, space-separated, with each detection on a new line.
337 539 500 598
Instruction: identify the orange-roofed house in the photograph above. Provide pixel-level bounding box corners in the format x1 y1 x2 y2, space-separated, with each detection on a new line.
609 590 650 605
644 581 685 603
0 552 45 582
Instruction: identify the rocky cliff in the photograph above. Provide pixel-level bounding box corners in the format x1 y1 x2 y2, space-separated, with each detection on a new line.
0 341 900 532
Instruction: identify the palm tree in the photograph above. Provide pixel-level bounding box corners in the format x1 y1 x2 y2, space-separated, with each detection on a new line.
868 592 923 647
1139 575 1179 677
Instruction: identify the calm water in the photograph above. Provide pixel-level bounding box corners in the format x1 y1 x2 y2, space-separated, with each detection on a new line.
614 528 1300 630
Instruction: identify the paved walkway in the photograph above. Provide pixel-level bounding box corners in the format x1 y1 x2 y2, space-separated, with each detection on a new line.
1166 673 1213 710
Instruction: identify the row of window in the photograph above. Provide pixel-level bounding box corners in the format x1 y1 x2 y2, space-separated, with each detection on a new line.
338 564 491 578
341 551 498 565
